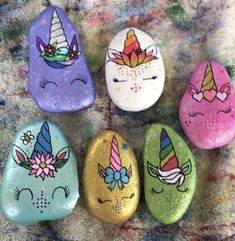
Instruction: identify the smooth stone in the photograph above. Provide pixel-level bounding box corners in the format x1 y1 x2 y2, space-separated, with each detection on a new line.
105 27 165 112
179 60 235 149
28 6 95 113
83 131 140 224
144 124 196 224
0 120 79 225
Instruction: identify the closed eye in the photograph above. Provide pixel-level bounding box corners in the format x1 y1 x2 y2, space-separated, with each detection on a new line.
113 77 127 83
39 78 57 89
151 188 164 194
14 187 33 201
52 186 70 199
188 112 204 117
121 193 135 200
71 77 87 85
97 197 112 204
143 76 158 80
217 107 232 114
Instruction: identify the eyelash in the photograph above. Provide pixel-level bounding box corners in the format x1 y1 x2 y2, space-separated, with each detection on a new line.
39 78 57 89
143 76 158 80
217 107 232 114
188 112 204 117
52 186 70 199
113 78 127 83
14 187 33 201
71 77 87 85
121 193 135 200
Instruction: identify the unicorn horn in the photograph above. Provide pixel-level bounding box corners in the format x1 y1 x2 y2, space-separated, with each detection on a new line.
109 135 122 171
159 128 179 171
201 62 217 92
49 9 68 49
123 29 142 56
31 121 52 158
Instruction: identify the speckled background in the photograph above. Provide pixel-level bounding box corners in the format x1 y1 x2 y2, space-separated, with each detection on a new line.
0 0 234 240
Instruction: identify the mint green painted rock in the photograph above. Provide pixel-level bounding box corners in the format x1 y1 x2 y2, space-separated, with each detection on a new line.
0 120 79 225
144 124 196 224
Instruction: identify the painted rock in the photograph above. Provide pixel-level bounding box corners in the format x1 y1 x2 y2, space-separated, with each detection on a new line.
0 120 79 225
28 6 95 112
105 27 165 112
180 60 235 149
144 124 196 224
83 131 140 224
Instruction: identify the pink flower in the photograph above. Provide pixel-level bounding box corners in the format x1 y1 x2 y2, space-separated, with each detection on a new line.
28 153 57 180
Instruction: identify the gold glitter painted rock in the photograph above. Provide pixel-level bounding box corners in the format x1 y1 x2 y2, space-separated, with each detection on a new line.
144 124 196 224
83 131 140 224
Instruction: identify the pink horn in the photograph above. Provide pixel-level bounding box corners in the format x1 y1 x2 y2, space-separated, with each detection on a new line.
109 135 122 171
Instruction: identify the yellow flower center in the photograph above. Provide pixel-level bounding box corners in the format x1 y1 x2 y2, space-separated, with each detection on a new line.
39 162 47 169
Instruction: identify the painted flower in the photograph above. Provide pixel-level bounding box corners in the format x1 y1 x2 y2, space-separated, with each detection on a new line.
28 153 57 180
20 131 35 145
44 44 56 56
67 49 80 60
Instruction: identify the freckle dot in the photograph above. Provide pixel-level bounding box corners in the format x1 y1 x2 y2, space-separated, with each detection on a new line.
37 206 39 208
48 202 50 204
32 202 35 205
40 211 43 213
44 206 46 208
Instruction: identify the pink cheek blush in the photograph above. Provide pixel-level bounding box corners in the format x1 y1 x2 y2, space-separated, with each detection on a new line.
179 60 235 149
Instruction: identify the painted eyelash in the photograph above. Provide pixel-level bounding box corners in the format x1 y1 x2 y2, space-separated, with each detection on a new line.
97 197 112 204
71 76 87 85
217 107 232 114
39 78 57 89
143 76 158 80
113 77 127 83
151 188 164 194
52 186 70 199
14 187 33 201
188 112 204 117
121 193 135 200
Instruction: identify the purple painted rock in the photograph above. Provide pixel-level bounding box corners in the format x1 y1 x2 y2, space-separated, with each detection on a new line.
28 6 95 112
179 60 235 149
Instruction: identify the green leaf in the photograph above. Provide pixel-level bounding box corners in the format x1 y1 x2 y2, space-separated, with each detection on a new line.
55 159 68 169
147 161 158 178
181 159 192 175
19 161 32 170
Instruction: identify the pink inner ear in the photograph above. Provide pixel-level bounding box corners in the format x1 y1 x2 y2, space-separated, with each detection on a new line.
39 44 44 52
189 85 199 95
220 83 231 94
57 152 66 160
127 166 132 177
16 150 25 162
98 164 106 178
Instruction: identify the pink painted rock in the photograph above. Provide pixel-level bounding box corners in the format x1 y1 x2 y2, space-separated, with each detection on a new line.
179 60 235 149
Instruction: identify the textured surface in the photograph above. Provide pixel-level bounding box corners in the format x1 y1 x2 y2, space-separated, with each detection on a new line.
0 0 234 240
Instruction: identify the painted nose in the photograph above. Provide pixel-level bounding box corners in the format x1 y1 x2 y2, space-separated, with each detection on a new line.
32 190 50 213
113 196 122 213
203 115 219 130
130 83 141 93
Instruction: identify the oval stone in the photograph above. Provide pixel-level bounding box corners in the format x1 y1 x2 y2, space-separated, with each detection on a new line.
0 120 79 225
105 27 165 112
179 60 235 149
28 6 95 112
83 131 140 224
144 124 196 224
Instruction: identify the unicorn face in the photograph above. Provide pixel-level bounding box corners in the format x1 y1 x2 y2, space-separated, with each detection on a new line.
180 60 235 149
144 124 196 224
105 28 165 112
28 6 95 112
83 131 140 224
0 120 79 224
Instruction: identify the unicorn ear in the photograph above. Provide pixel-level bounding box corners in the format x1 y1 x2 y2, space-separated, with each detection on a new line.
69 34 78 51
145 45 157 57
107 48 121 59
147 161 158 178
180 159 192 175
127 165 132 178
220 83 231 95
98 164 106 178
189 84 199 95
12 145 31 170
36 36 46 53
56 146 70 161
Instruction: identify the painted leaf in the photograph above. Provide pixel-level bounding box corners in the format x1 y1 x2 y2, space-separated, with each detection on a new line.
19 161 32 170
130 51 138 68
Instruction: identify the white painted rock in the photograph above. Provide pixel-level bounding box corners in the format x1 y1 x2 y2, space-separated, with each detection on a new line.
105 27 165 112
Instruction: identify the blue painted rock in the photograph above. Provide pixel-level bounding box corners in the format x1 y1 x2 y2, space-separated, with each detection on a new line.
83 131 140 224
144 124 196 224
28 6 95 112
0 120 79 225
105 27 165 112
